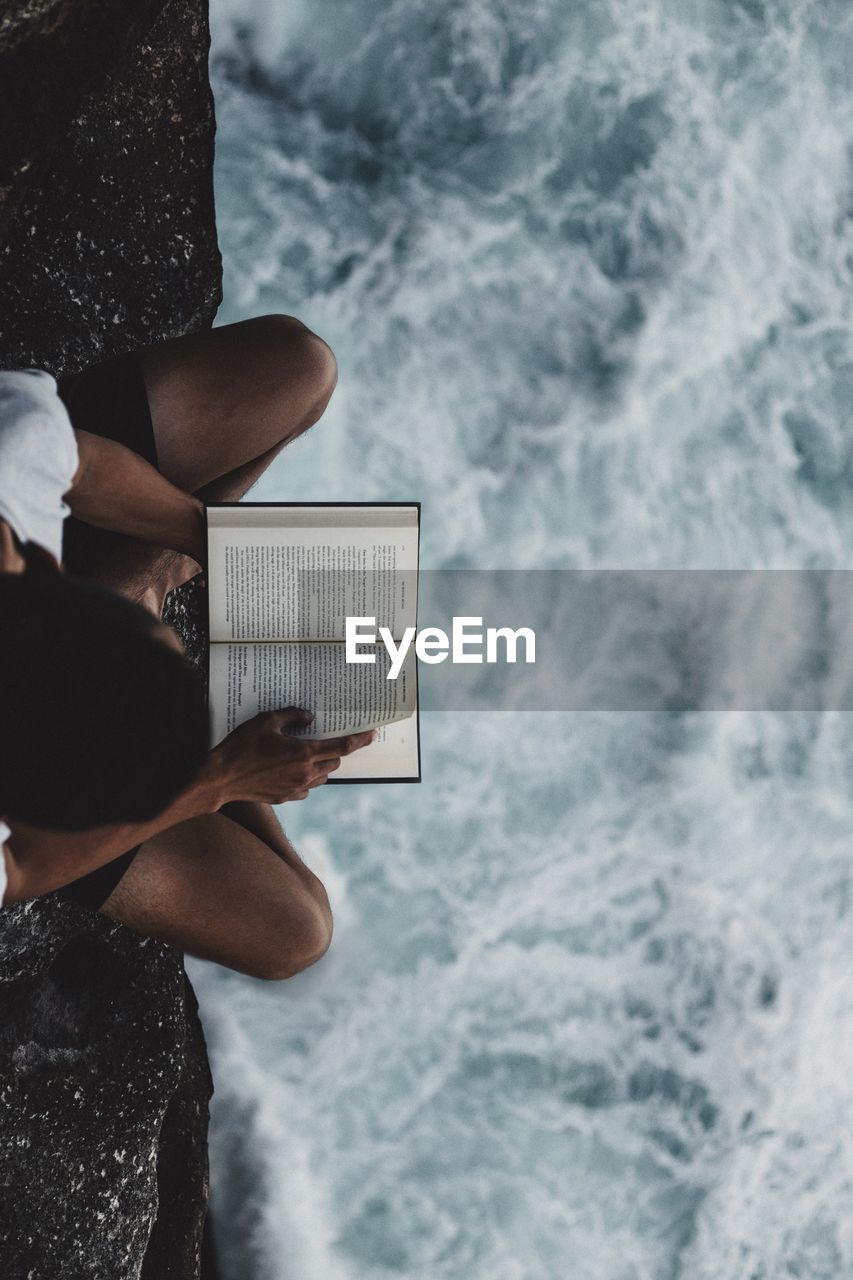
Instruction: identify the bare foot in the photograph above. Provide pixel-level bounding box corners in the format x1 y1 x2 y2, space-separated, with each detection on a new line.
91 542 202 618
138 550 203 619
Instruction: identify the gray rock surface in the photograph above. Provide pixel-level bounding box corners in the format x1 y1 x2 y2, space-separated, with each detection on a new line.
163 575 210 682
0 0 222 376
0 894 212 1279
0 560 219 1277
0 6 223 1272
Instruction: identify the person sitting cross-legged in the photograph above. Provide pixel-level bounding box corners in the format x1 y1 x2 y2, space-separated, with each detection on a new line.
0 322 375 1278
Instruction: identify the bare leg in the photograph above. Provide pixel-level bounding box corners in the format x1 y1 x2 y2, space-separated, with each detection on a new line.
140 314 337 496
85 316 337 968
80 314 338 612
96 737 334 979
100 810 332 980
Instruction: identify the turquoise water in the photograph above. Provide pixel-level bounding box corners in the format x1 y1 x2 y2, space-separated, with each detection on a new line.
192 3 853 1276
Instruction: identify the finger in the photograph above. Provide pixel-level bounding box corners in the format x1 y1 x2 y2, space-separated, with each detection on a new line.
309 729 377 758
267 707 315 732
307 758 341 785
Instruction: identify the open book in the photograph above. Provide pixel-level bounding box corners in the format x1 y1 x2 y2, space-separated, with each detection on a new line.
207 502 421 782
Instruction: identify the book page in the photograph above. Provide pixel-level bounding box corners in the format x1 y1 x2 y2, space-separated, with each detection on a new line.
332 711 420 780
209 641 416 744
207 505 419 642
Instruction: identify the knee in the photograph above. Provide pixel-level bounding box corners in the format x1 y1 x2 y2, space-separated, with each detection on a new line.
293 320 338 407
245 900 334 982
252 314 338 422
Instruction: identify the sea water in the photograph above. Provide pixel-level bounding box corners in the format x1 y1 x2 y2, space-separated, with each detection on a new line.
190 3 853 1276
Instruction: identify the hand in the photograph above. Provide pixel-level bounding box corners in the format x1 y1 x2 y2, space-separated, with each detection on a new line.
204 708 377 805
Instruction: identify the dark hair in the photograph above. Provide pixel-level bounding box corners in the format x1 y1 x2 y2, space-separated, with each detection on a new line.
0 564 210 830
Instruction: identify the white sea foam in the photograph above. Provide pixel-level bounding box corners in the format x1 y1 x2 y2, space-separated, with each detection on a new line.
193 1 853 1275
